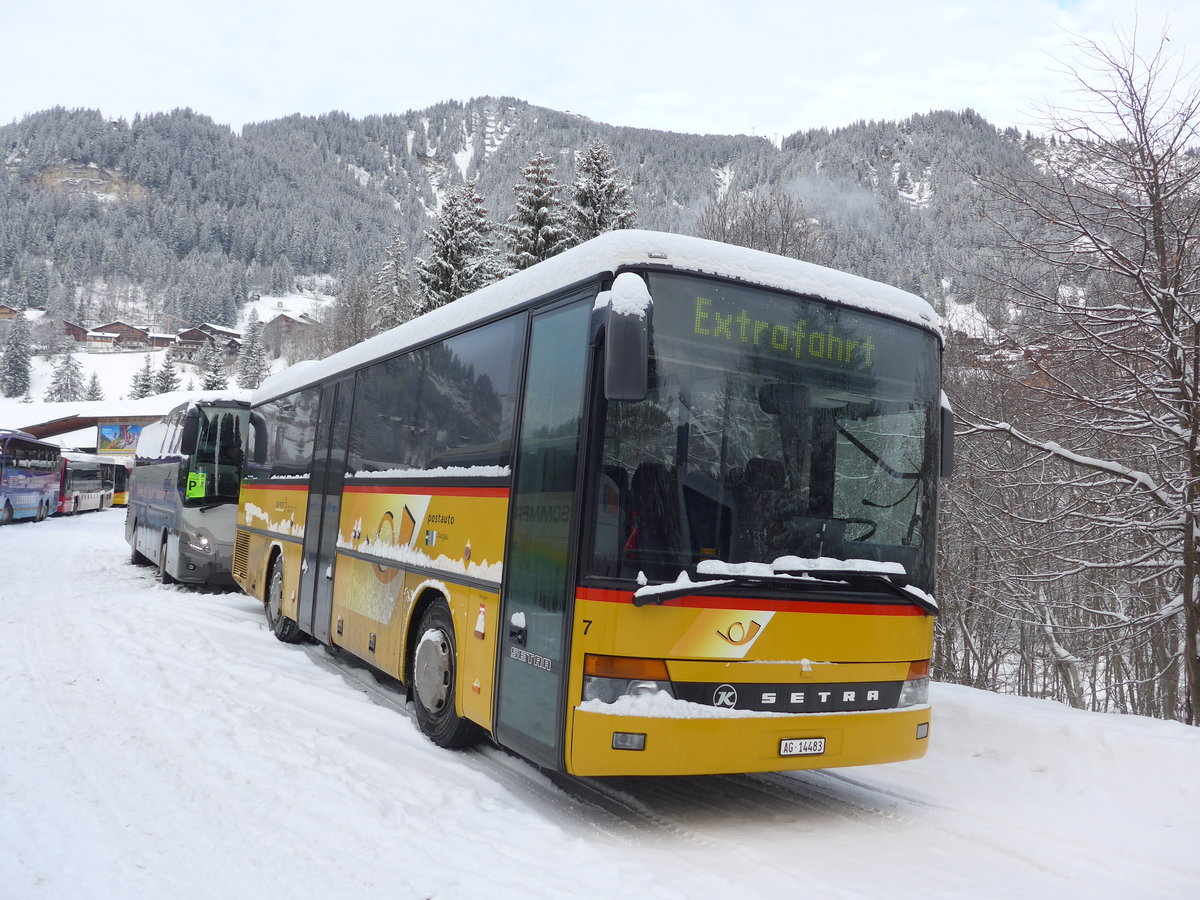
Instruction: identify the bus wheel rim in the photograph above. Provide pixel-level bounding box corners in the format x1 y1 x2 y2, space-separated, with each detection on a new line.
268 566 283 622
413 629 452 713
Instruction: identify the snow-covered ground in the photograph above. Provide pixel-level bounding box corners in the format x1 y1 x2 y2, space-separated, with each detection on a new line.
2 511 1197 899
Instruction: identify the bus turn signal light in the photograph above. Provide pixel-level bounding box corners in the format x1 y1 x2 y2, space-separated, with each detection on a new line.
907 659 931 679
899 659 931 707
583 655 674 705
584 654 670 681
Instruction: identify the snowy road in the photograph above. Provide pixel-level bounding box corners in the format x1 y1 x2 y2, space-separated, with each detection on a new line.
2 510 1197 898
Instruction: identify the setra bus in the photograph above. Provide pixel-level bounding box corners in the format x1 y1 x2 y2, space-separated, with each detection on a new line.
234 230 953 777
56 450 116 514
0 429 62 525
126 393 251 585
110 457 134 506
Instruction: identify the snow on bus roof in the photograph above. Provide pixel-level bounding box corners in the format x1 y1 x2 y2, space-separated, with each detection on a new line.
255 230 940 403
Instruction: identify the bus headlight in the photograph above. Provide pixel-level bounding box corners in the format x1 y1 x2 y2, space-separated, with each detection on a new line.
583 654 674 703
182 527 217 555
898 659 931 707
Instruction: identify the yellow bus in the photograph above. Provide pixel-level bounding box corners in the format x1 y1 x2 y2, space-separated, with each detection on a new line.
234 230 952 777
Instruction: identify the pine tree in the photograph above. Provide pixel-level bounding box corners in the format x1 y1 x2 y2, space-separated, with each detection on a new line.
1 313 33 399
505 150 571 271
236 309 270 389
270 255 295 295
84 372 105 401
197 341 228 389
414 181 501 313
328 274 375 353
569 140 637 243
129 354 156 400
371 231 416 331
155 349 181 394
43 351 85 402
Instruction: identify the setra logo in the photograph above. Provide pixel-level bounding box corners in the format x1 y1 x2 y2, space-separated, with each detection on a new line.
713 683 738 708
716 618 763 646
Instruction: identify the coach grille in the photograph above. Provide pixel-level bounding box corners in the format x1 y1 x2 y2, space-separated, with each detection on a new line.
232 529 250 580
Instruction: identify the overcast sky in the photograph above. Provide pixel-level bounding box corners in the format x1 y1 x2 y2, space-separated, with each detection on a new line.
2 1 1197 138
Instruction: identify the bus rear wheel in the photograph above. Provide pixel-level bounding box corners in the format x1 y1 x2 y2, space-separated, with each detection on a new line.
1 502 12 525
412 601 481 749
265 557 302 643
129 520 149 565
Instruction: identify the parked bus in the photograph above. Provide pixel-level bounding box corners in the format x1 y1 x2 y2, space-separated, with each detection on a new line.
126 393 251 585
0 429 62 525
56 450 116 514
110 457 134 506
234 231 953 777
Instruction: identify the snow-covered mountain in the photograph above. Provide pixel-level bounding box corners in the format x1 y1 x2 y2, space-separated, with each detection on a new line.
0 102 1033 334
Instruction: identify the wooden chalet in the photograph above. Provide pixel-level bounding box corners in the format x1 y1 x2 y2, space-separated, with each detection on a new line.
84 330 119 350
90 320 150 347
147 332 175 348
261 312 319 356
173 327 213 360
60 320 89 343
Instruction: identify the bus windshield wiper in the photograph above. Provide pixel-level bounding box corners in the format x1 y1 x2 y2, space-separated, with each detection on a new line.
631 570 859 607
631 565 937 616
632 576 737 606
835 571 938 616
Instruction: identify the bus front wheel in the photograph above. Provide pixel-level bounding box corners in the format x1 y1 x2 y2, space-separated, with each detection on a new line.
157 536 176 585
265 557 302 644
1 502 12 525
412 601 481 749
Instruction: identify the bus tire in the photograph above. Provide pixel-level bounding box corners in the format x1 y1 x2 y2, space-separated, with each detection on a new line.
129 522 149 566
412 601 482 749
157 537 176 585
1 502 12 525
265 556 302 644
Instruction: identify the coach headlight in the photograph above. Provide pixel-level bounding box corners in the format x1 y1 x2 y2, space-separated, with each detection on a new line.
582 654 674 703
898 659 931 707
182 526 217 555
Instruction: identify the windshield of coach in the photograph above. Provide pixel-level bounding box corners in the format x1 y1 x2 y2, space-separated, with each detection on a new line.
186 406 248 505
589 272 941 592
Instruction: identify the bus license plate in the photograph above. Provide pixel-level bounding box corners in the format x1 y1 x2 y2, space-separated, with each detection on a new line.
780 737 826 757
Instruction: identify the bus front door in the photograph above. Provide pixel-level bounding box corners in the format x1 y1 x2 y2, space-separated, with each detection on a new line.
495 299 590 770
298 378 353 644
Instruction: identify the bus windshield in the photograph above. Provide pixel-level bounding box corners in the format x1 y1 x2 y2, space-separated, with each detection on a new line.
186 406 248 505
590 272 942 592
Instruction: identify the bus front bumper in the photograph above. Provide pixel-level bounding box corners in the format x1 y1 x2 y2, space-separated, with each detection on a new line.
566 705 931 777
176 542 238 586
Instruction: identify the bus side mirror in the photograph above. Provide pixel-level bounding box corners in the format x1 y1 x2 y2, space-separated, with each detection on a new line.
180 410 200 456
603 272 651 402
940 403 955 478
